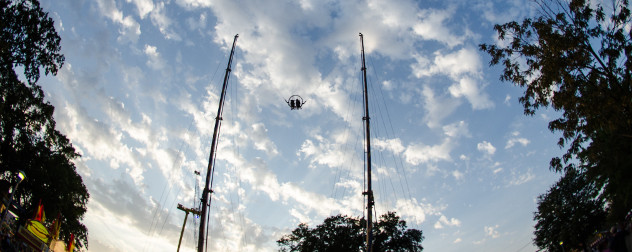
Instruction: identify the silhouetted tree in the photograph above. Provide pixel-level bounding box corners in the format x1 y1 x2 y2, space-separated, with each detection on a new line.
0 0 89 249
480 0 632 221
277 212 423 252
534 170 607 251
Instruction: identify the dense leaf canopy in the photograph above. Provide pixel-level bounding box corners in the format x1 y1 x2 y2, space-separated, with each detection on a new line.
480 0 631 217
0 0 89 248
480 0 631 250
277 212 423 252
534 170 606 251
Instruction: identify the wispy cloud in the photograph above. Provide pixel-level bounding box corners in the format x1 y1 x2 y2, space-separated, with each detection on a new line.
95 0 141 43
452 169 464 180
508 169 535 186
434 215 462 229
506 132 530 149
150 2 182 40
40 0 548 250
443 121 470 138
484 224 500 239
421 85 461 129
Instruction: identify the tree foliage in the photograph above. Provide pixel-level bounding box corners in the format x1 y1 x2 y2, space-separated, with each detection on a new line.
277 212 423 252
0 0 89 249
480 0 632 219
534 170 607 251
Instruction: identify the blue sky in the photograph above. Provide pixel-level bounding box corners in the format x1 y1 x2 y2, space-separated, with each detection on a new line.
37 0 568 251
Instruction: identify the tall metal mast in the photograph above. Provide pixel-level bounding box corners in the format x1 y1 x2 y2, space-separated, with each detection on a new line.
197 34 238 252
359 33 374 252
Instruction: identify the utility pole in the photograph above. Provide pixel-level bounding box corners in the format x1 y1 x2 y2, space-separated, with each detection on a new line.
177 203 200 252
359 33 374 252
197 34 238 252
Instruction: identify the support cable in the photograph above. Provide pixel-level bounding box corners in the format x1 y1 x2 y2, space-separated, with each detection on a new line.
368 55 415 204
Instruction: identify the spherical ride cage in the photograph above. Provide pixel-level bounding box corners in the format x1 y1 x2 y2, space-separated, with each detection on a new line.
286 95 306 110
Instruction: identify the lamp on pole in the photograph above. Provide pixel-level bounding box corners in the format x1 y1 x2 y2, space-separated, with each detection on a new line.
1 170 26 227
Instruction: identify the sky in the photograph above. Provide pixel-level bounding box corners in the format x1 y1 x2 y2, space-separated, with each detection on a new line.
36 0 569 251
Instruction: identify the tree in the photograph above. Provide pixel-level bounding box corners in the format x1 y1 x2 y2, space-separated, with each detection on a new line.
0 0 89 249
277 212 423 252
533 170 607 251
480 0 632 220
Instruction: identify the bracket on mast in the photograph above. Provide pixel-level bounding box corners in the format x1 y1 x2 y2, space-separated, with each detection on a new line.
177 203 201 252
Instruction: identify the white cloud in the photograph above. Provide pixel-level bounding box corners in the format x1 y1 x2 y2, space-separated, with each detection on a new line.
404 139 453 165
128 0 154 19
144 44 166 70
485 225 500 239
412 48 493 111
85 197 177 252
289 207 312 224
477 141 496 155
421 85 461 129
373 138 406 154
250 123 279 156
434 215 461 229
413 48 481 78
449 78 494 110
506 137 530 149
425 164 440 176
95 0 141 43
58 102 146 185
394 198 445 225
150 2 181 40
412 8 463 47
187 13 207 31
509 169 535 186
43 0 553 251
504 94 511 105
478 0 530 25
443 121 470 138
175 0 213 9
230 154 350 220
299 132 360 171
382 80 394 91
452 170 464 180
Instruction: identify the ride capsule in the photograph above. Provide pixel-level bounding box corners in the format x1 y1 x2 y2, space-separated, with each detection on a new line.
285 95 306 110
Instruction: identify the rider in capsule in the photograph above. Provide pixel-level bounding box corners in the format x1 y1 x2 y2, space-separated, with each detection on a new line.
295 99 301 109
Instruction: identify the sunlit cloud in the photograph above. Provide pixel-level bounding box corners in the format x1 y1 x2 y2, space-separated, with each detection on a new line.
39 0 553 251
